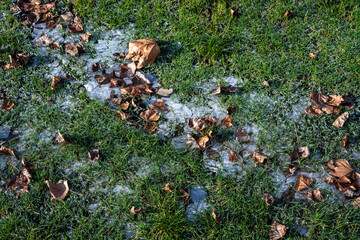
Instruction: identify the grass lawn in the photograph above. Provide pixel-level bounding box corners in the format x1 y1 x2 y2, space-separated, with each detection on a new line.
1 0 360 239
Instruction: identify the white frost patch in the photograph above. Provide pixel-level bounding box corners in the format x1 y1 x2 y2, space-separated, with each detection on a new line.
124 223 136 239
84 79 122 101
88 203 100 212
186 186 208 221
0 125 11 139
113 184 133 195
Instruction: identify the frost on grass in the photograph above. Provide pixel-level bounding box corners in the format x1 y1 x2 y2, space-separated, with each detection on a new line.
186 186 208 221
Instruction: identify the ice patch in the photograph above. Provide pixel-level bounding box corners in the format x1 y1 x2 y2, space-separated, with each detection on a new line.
0 126 11 139
124 223 136 238
113 184 133 195
186 186 208 221
84 79 122 101
88 203 100 212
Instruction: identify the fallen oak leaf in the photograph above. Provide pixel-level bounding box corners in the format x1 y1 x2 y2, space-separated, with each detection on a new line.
94 73 110 85
6 168 31 193
125 39 161 69
269 221 288 240
36 34 54 47
45 17 60 29
295 174 313 191
220 116 232 127
310 92 330 105
130 206 145 214
51 76 62 90
283 164 298 176
140 109 160 121
68 16 84 34
228 150 239 162
45 180 69 200
306 189 323 202
342 136 349 149
2 98 14 110
108 97 122 106
235 129 250 142
88 148 99 161
305 105 323 116
161 183 173 193
91 62 102 72
186 134 200 150
151 99 167 111
197 135 210 150
65 43 85 56
155 88 173 97
321 105 340 115
53 131 68 146
80 33 91 43
202 116 217 127
212 208 221 223
328 95 344 107
60 11 74 22
120 101 130 110
290 146 310 162
328 159 354 178
180 188 190 202
145 122 157 133
210 84 221 95
119 62 136 78
117 111 132 120
262 193 275 206
135 71 151 85
0 146 15 156
252 151 268 165
188 118 205 131
332 112 349 128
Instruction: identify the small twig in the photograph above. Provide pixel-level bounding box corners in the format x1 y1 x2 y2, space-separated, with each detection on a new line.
69 189 83 197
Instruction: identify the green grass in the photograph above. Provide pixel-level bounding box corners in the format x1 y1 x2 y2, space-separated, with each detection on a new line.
1 0 360 239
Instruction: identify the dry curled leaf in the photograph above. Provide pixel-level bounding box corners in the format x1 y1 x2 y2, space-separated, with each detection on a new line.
2 98 14 110
91 62 102 72
6 168 31 192
117 111 132 121
212 208 221 223
235 129 250 142
202 116 217 127
51 76 62 90
151 99 167 111
269 221 288 240
321 105 340 115
295 174 313 191
332 112 349 128
262 193 275 206
161 183 173 193
343 189 360 199
109 97 122 106
135 71 151 85
46 180 69 200
120 101 130 110
197 135 210 150
120 62 136 78
53 131 68 146
140 109 160 121
210 84 221 95
131 206 145 214
180 188 190 202
342 136 349 149
145 122 157 133
186 134 200 150
306 189 323 202
290 146 310 161
94 74 110 85
305 105 323 116
262 80 270 87
309 52 316 59
0 146 15 156
328 95 344 107
352 197 360 207
188 118 205 131
227 106 236 115
80 33 91 43
125 39 160 69
283 164 298 176
88 148 99 161
68 16 84 34
156 88 173 97
310 92 329 105
65 43 85 56
36 34 54 47
60 11 74 22
10 5 21 13
252 151 268 165
328 159 354 178
220 116 232 127
228 150 239 162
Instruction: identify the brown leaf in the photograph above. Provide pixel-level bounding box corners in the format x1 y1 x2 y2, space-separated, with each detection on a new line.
120 101 130 110
36 34 54 47
27 11 41 23
352 197 360 207
210 84 221 95
310 92 329 105
305 105 323 116
156 88 173 97
202 116 217 127
116 111 132 120
130 206 144 214
45 17 60 29
235 129 250 142
328 159 354 178
309 52 316 59
220 116 232 127
230 7 240 17
145 122 157 133
88 148 99 161
262 80 270 87
228 150 239 162
53 131 68 146
109 97 122 106
113 52 126 58
135 71 151 85
306 189 323 202
197 136 210 150
80 33 91 43
188 118 205 131
186 134 200 149
180 188 190 202
46 180 69 200
212 208 221 223
332 112 349 128
283 164 298 176
342 136 349 149
125 39 160 69
16 53 29 66
119 62 136 78
37 2 56 14
295 174 313 191
65 43 85 56
227 106 236 115
252 151 268 165
91 62 102 72
343 189 360 199
161 183 173 193
140 109 160 121
42 12 55 21
2 98 14 110
328 95 344 107
151 99 167 111
0 146 15 156
262 193 275 206
10 5 21 13
223 86 237 93
321 105 340 115
340 96 354 109
94 74 110 85
60 12 75 22
68 16 84 34
290 146 310 161
6 168 31 192
269 221 288 240
51 76 62 90
284 9 293 17
49 42 60 49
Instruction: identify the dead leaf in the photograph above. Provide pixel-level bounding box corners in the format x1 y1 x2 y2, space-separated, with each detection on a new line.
180 188 190 202
332 112 349 128
321 105 340 115
340 96 354 109
94 74 110 85
65 43 85 56
161 183 173 193
130 206 144 214
88 148 99 161
36 34 54 47
188 118 205 131
140 109 160 121
283 164 298 176
220 116 232 127
309 52 316 59
60 12 74 22
0 146 15 156
342 136 349 149
269 221 288 240
109 97 122 106
80 33 91 43
113 52 126 58
2 98 14 110
343 189 360 199
16 53 29 66
212 208 221 223
125 39 161 69
227 106 236 115
228 150 239 162
151 99 167 111
51 76 62 90
10 5 21 13
186 134 200 149
310 93 329 105
42 12 55 21
156 88 173 97
328 159 354 178
45 17 60 29
230 7 240 17
295 174 313 191
6 168 31 192
306 189 323 202
352 197 360 207
53 131 68 146
305 105 323 116
262 80 270 87
120 62 136 78
235 129 250 142
117 111 132 120
210 84 221 95
290 146 310 161
68 16 84 34
120 101 130 110
135 71 151 85
262 193 275 206
252 151 268 165
91 62 102 72
45 180 69 200
202 116 217 127
223 87 237 93
197 136 210 150
49 42 60 49
145 122 157 133
284 9 293 17
328 95 344 107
